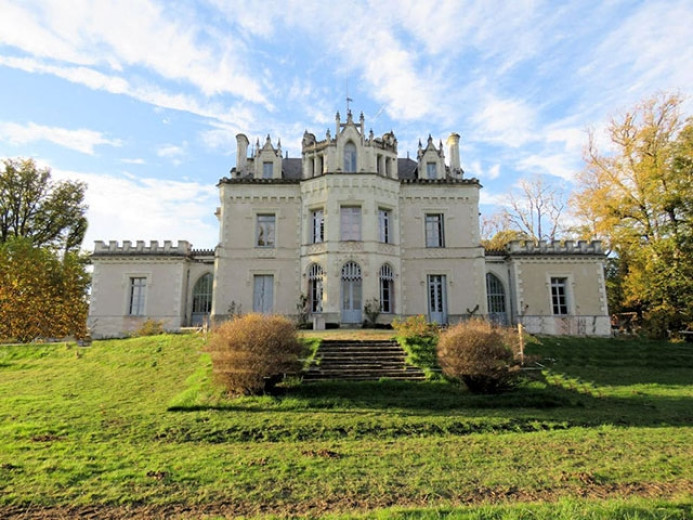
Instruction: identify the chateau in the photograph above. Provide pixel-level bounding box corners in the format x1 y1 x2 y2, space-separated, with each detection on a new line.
88 111 610 338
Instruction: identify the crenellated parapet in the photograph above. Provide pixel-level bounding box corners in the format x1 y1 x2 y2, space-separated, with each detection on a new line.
508 239 604 256
92 240 192 257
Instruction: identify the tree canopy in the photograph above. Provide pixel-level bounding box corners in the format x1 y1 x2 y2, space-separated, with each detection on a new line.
572 93 693 336
0 237 89 342
0 158 88 253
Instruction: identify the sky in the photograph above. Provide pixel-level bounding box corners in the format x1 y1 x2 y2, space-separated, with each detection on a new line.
1 0 692 251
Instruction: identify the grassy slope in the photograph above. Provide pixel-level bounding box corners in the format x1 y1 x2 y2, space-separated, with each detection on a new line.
0 334 691 519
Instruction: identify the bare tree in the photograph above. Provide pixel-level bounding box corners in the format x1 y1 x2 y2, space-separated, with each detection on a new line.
504 175 565 243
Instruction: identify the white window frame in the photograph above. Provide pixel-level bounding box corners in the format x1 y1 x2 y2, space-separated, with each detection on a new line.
311 208 325 244
256 213 276 248
340 206 361 241
426 162 437 179
344 142 357 172
378 208 392 244
379 264 394 313
262 161 273 179
549 275 573 315
308 264 324 313
128 276 147 316
253 274 274 313
425 213 445 248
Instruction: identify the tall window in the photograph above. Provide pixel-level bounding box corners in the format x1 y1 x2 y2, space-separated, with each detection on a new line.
253 275 274 313
379 264 394 313
311 209 324 243
128 277 146 316
308 264 324 313
425 213 445 247
192 273 213 314
340 206 361 241
262 162 273 179
256 214 275 247
344 142 357 172
550 277 569 315
486 273 507 325
426 162 437 179
378 209 392 243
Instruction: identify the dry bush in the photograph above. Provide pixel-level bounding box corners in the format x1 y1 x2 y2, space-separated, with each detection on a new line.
133 319 165 337
437 319 521 394
392 315 439 339
207 313 306 395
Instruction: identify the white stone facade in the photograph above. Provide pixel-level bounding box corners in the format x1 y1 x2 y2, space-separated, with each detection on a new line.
88 111 609 338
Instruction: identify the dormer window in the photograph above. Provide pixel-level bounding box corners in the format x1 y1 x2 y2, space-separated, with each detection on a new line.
426 162 437 179
344 142 357 172
263 162 273 179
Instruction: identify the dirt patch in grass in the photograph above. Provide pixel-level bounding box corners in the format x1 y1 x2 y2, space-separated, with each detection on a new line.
2 479 691 519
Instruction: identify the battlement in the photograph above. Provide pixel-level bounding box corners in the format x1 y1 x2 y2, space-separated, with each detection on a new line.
92 240 191 257
508 239 603 256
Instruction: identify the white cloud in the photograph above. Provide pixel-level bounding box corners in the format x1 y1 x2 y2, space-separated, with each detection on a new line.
577 1 693 112
487 164 501 180
0 121 121 155
0 0 268 104
51 168 219 250
517 153 579 182
122 158 145 165
0 56 260 125
471 96 537 148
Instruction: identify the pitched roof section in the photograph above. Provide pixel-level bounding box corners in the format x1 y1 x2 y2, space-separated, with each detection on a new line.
397 158 418 180
282 158 303 180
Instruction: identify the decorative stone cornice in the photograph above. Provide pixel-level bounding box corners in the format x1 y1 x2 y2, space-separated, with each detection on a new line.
400 178 480 185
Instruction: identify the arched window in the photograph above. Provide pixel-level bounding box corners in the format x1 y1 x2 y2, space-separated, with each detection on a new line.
341 261 362 324
191 273 213 326
379 264 394 313
344 142 357 172
308 264 324 313
486 272 507 325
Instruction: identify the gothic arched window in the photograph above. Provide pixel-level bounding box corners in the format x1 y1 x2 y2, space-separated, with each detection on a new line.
308 264 324 313
379 264 394 313
344 142 357 172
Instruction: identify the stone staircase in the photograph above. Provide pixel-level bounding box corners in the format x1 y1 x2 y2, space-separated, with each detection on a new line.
303 339 426 381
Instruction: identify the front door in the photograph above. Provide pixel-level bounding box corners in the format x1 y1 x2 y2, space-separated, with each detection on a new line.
341 262 362 324
253 275 274 314
428 274 447 325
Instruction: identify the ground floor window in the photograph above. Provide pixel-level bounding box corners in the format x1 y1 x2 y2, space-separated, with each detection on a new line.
308 264 324 313
253 274 274 313
550 277 569 315
379 264 394 313
128 277 146 316
191 273 213 325
486 272 507 324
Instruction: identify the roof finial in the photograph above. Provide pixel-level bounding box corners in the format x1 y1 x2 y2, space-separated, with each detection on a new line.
346 77 353 114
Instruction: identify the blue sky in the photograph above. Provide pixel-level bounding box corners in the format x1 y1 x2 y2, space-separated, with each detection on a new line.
1 0 692 250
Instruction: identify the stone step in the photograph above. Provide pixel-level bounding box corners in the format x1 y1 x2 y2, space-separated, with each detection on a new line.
304 339 425 381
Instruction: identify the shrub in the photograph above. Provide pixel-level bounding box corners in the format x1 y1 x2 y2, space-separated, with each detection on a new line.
133 319 165 337
437 319 521 394
392 315 439 339
392 315 441 378
207 313 306 395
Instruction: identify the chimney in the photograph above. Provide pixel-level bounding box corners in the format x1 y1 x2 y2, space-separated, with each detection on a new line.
236 133 249 172
447 133 461 172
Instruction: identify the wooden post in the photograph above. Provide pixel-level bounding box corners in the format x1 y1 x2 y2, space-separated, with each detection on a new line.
518 323 525 365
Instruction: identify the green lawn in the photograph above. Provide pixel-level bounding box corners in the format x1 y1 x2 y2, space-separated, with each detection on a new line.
0 333 691 519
